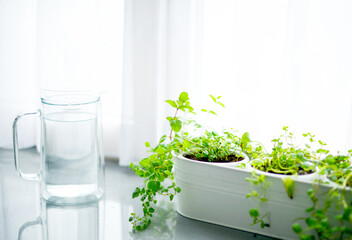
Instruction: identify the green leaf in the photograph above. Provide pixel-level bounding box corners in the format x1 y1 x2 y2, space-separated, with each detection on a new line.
145 142 150 148
292 223 302 233
209 94 216 102
159 135 167 144
147 181 161 192
217 102 225 108
179 92 189 103
300 234 315 240
139 158 150 168
305 217 319 227
282 177 294 199
307 189 314 197
306 207 314 213
165 100 177 108
249 209 259 218
241 132 251 144
132 189 140 198
260 221 265 229
183 139 191 148
170 119 182 132
209 110 216 115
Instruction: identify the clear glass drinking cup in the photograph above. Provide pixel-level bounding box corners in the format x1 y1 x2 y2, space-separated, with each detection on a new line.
13 90 105 205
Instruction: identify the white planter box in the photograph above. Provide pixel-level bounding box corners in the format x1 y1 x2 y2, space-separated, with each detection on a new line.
174 154 346 240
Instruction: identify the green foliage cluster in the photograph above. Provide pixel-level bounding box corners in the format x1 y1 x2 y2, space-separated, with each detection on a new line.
129 92 193 231
129 92 258 231
251 126 328 175
246 127 327 230
292 153 352 240
246 172 271 229
185 130 254 162
320 153 352 187
247 130 352 239
292 185 352 240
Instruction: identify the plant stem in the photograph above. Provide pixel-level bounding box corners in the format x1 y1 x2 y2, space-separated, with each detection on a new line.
169 108 179 140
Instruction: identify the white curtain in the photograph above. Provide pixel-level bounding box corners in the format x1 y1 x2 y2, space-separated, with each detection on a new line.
0 0 37 149
120 0 352 165
1 0 352 166
0 0 124 157
119 0 203 165
199 0 352 153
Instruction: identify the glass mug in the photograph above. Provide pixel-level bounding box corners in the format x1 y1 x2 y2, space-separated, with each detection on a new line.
13 90 105 205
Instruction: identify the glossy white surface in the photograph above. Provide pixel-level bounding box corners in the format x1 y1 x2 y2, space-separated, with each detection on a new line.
0 148 271 240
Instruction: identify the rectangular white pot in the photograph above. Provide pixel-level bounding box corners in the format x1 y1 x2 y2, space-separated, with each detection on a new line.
174 154 347 240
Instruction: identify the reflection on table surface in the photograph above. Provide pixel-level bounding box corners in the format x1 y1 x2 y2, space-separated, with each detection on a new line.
0 148 271 240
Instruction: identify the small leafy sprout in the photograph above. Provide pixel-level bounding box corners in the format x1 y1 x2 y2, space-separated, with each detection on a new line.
209 95 225 108
201 95 225 115
246 172 271 228
165 92 195 139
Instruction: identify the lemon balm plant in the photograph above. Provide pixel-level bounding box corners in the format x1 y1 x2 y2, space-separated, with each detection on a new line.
251 126 328 176
129 92 257 231
246 127 329 231
128 92 194 231
246 127 352 239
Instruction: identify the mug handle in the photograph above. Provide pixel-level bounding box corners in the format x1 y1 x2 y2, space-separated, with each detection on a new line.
18 217 43 240
13 110 41 181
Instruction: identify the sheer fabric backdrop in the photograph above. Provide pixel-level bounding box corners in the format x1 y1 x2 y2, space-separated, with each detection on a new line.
199 0 352 154
0 0 37 149
1 0 352 166
120 0 352 165
0 0 124 157
119 0 202 165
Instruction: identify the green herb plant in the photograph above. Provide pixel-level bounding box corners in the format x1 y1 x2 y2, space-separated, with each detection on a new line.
246 172 272 228
293 153 352 240
246 127 328 229
129 92 258 231
251 126 328 176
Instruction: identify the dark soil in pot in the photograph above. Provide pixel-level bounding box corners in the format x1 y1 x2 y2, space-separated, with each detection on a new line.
250 164 315 176
184 154 244 163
